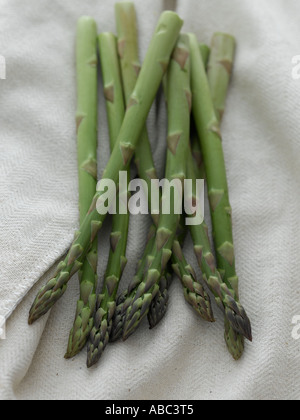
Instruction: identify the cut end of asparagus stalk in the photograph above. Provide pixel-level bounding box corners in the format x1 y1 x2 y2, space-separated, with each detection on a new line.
212 32 236 44
77 16 97 27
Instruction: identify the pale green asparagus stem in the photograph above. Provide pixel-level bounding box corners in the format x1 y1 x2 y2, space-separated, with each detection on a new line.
189 43 210 180
207 33 244 360
199 44 210 69
111 2 171 338
122 35 194 340
113 3 213 338
114 2 171 337
186 147 244 334
189 33 252 341
65 17 98 359
110 226 157 341
28 11 183 325
87 33 130 368
115 2 173 330
207 33 236 123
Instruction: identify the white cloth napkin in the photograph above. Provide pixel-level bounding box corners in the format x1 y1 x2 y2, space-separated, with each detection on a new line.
0 0 300 400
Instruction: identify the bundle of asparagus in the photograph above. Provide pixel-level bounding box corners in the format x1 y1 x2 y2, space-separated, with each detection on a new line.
28 2 252 369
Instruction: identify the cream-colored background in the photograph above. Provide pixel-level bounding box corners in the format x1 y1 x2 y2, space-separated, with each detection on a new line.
0 0 299 400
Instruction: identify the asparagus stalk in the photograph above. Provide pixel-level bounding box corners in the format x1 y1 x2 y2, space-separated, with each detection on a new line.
87 33 130 368
110 226 157 341
115 2 172 329
147 217 187 329
189 43 211 181
64 17 98 359
207 33 244 360
122 34 196 340
199 44 210 69
28 11 183 325
110 2 171 339
207 33 236 123
188 33 252 342
113 3 213 336
115 2 160 227
186 148 242 330
147 270 172 329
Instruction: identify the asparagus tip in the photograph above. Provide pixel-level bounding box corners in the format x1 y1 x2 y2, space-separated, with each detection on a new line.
86 355 98 369
28 310 37 325
64 353 73 360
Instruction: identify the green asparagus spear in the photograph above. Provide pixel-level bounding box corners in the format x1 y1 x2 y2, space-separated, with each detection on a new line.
147 270 172 329
65 17 98 359
199 44 211 69
28 11 183 325
87 33 130 368
189 38 244 357
207 33 244 360
189 33 252 342
188 43 210 181
113 3 213 337
110 225 157 341
122 34 194 340
110 226 157 341
186 147 243 331
207 33 236 123
147 217 187 329
115 2 173 328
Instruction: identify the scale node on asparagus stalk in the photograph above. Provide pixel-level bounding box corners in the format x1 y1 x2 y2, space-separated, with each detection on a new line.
65 17 99 359
207 33 236 123
207 32 245 360
28 11 183 325
122 34 211 341
87 33 130 368
188 33 252 342
110 3 213 340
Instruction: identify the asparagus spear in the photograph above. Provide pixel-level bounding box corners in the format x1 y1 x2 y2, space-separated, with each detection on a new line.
207 33 236 123
188 33 252 342
28 11 183 325
188 43 210 181
186 147 243 332
87 33 130 368
199 44 211 68
115 2 172 330
207 33 244 360
191 36 244 358
122 34 195 340
64 17 98 359
147 217 187 329
110 226 157 342
113 3 213 336
147 270 172 329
